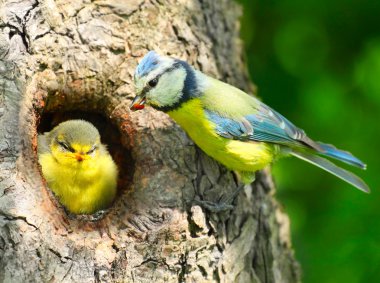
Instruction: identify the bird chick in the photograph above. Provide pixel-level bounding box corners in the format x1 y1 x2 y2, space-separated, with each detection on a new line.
38 120 118 214
130 51 369 193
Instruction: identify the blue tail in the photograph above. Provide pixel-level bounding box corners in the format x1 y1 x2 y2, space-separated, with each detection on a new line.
290 150 370 193
317 142 366 169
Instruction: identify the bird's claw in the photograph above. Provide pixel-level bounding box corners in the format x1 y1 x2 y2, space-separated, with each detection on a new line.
63 208 108 222
88 209 108 222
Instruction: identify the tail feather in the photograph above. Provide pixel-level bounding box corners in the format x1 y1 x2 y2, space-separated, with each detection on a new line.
290 150 370 193
317 142 366 169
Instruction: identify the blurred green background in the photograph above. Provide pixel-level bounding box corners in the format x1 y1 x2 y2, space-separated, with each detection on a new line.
236 0 380 282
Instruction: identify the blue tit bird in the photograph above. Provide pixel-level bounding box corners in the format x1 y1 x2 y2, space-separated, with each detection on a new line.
38 120 118 214
130 51 369 193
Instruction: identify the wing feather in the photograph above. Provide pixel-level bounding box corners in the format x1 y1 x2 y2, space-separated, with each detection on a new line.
205 105 316 149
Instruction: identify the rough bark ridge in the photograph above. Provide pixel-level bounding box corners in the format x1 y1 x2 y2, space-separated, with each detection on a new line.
0 0 300 282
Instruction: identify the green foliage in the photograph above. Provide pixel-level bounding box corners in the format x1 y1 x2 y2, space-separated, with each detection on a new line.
237 0 380 282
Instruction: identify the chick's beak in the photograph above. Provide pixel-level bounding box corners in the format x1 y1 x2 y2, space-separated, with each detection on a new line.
75 153 84 161
130 95 146 111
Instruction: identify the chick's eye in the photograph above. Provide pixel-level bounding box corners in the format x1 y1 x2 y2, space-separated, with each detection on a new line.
58 141 74 152
148 78 158 87
87 146 97 154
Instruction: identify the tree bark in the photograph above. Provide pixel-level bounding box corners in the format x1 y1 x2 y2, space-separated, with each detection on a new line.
0 0 300 282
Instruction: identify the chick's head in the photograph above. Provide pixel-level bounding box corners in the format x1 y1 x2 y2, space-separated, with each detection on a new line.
49 120 102 167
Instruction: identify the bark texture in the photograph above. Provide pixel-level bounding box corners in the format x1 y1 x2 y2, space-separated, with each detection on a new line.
0 0 300 282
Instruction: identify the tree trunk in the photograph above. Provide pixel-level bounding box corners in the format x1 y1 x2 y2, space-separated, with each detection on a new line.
0 0 300 282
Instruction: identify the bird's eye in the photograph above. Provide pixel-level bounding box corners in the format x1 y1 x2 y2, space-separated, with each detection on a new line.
148 78 158 87
58 141 74 152
87 146 98 155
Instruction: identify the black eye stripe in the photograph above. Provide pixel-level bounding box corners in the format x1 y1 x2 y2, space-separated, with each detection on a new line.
143 77 158 93
141 62 182 95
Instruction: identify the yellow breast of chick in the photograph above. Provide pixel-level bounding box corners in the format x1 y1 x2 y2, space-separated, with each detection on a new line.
168 99 276 173
39 151 118 214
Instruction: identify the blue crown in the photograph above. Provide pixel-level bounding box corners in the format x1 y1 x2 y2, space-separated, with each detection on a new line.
135 51 161 77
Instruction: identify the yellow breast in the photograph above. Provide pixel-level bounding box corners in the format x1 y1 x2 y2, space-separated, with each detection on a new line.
39 152 117 214
168 99 276 173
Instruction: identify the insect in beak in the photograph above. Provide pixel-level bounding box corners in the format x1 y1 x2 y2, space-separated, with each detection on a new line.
130 95 146 111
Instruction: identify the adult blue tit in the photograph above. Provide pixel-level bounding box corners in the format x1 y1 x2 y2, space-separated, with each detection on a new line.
130 51 369 193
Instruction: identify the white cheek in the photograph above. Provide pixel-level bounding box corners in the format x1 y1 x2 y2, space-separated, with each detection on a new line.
148 69 186 106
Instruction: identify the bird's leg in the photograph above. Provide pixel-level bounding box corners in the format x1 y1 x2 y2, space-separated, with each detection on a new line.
193 183 246 213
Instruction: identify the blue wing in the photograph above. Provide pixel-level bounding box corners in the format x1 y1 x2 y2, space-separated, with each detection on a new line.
205 102 320 150
205 103 366 168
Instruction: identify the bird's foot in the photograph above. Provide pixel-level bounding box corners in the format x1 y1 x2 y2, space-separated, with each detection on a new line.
193 184 245 213
88 209 108 222
63 209 108 222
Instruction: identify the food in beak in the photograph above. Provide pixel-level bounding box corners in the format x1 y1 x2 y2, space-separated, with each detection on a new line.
130 96 146 111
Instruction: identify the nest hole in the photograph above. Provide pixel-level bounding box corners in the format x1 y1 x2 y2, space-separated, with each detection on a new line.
37 110 135 213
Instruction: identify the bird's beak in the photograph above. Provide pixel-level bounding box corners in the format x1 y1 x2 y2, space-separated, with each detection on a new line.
130 94 146 111
75 154 84 161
